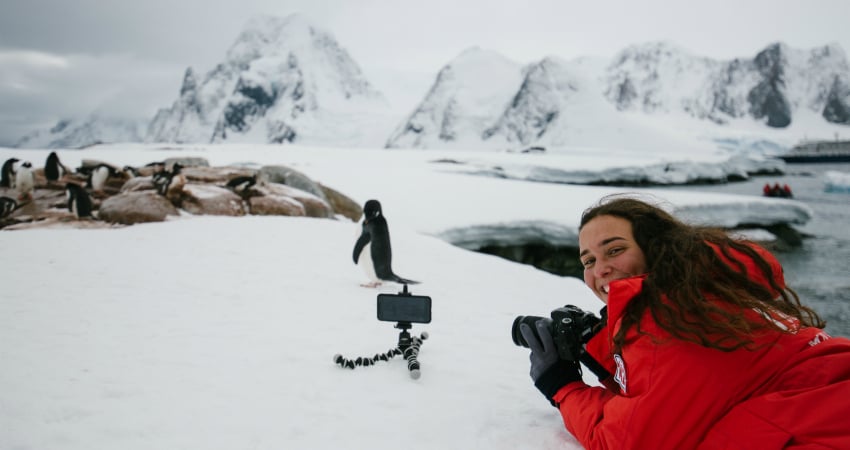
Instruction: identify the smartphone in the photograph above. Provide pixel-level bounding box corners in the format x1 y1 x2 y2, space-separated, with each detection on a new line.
377 293 432 324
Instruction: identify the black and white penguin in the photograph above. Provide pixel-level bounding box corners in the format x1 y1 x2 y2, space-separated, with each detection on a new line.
123 165 141 177
226 174 257 196
65 183 93 218
44 152 68 183
0 196 19 218
153 162 179 194
15 161 34 201
87 164 113 192
1 157 18 188
145 161 166 175
153 163 185 203
352 199 419 287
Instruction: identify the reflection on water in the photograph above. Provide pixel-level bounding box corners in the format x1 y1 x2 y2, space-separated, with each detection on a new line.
653 162 850 337
778 235 850 338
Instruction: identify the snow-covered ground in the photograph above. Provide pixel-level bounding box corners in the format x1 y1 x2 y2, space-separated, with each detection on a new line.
0 143 814 449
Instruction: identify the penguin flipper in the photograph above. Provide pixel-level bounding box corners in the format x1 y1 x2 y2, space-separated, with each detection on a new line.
352 232 370 264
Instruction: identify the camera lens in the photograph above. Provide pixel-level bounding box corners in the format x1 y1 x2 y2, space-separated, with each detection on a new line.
511 315 546 347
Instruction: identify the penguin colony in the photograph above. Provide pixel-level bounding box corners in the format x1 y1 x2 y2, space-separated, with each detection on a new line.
1 153 114 220
0 152 325 227
0 152 177 222
4 153 409 287
1 152 360 227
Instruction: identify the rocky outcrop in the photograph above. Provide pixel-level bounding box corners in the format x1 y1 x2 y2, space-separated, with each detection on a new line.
747 44 792 128
180 185 247 216
249 195 306 216
823 75 850 124
0 155 362 230
254 182 333 218
318 183 362 221
99 192 181 224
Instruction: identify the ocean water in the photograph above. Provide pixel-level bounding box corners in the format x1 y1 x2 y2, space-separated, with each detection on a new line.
655 162 850 338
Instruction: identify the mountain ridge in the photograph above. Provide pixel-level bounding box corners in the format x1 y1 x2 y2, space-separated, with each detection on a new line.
13 14 850 151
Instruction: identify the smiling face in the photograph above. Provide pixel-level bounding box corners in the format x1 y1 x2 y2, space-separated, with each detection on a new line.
579 215 648 303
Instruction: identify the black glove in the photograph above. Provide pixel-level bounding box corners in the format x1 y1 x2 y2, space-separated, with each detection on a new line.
520 319 582 405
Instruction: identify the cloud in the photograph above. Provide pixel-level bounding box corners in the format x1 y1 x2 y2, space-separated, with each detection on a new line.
0 49 184 145
0 49 70 68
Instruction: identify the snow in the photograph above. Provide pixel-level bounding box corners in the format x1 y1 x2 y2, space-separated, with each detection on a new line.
0 143 814 449
385 47 525 149
824 170 850 193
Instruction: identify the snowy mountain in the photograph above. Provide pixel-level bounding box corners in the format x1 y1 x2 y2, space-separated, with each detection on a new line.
605 41 850 126
391 41 850 152
385 47 524 149
146 14 395 147
12 16 850 151
401 51 722 153
15 116 146 149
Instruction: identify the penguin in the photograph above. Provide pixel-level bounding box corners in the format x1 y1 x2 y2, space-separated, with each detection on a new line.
1 157 18 188
87 164 113 192
0 196 19 219
226 174 257 196
352 199 419 287
44 152 68 183
153 163 185 203
146 161 166 174
15 161 34 201
65 183 93 218
123 165 141 177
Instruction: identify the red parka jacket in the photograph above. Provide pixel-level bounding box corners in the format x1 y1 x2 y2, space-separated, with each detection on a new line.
552 244 850 449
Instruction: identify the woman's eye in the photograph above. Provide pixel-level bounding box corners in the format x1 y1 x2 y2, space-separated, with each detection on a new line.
582 258 595 268
608 247 623 256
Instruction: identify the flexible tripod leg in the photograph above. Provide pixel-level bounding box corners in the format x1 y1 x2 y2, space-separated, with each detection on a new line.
333 331 428 379
402 332 428 379
333 347 402 369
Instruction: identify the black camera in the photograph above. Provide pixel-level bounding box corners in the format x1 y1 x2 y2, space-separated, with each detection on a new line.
512 305 610 380
377 293 432 324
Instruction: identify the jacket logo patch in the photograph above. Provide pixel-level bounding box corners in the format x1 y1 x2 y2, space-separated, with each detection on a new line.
614 354 627 394
808 331 831 347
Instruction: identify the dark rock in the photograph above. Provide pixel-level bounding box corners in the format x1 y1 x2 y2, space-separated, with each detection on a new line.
747 44 792 128
257 182 333 218
822 76 850 124
181 166 256 184
98 192 180 224
258 165 329 203
318 183 362 221
180 184 246 216
121 177 156 193
248 195 306 216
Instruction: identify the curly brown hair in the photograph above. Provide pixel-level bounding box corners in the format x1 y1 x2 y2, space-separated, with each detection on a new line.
580 195 825 353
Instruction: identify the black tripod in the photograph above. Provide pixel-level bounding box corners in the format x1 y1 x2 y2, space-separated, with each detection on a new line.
333 322 429 379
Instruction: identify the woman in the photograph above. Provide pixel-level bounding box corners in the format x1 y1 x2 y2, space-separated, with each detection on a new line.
520 196 850 449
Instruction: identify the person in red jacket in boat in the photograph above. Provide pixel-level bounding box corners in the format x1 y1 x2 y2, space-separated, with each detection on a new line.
519 195 850 449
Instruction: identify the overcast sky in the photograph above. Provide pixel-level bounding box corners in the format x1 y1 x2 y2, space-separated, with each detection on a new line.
1 0 848 146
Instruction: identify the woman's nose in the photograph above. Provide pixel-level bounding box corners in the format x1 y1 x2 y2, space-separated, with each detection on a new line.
594 260 612 278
